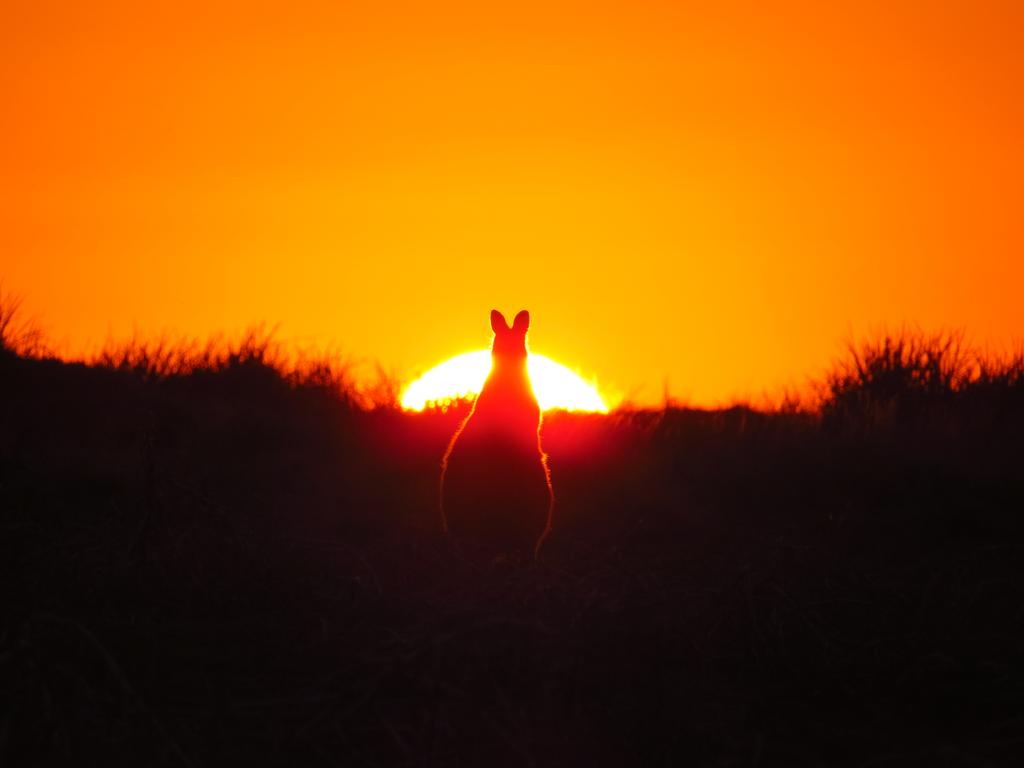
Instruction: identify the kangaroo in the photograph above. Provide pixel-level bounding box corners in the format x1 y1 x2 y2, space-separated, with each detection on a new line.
440 309 554 560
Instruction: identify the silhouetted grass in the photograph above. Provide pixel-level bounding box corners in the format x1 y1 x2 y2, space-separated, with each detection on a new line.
2 323 1023 767
821 330 1024 435
0 286 48 359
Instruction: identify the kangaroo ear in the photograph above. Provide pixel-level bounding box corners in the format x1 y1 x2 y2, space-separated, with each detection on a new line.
512 310 530 333
490 309 509 334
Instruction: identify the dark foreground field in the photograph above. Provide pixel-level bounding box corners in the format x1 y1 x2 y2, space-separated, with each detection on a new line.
2 334 1023 767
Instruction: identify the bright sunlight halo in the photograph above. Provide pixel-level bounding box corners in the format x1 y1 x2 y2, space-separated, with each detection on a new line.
401 351 608 412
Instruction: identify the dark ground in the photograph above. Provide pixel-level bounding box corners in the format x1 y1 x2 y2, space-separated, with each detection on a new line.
2 335 1023 767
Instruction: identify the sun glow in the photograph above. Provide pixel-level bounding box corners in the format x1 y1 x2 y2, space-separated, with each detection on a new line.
401 351 608 413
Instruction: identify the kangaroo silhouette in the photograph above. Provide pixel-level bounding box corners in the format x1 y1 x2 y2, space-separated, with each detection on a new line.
440 309 554 559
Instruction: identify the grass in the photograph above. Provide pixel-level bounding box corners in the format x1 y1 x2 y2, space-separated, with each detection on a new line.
2 319 1024 766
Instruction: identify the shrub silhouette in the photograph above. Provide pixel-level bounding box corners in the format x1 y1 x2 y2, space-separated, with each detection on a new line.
820 330 1024 441
440 309 553 559
0 286 46 358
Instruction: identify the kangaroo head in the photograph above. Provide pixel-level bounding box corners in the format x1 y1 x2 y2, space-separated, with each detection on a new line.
490 309 530 367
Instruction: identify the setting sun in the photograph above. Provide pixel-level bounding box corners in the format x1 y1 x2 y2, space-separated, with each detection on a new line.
401 351 608 413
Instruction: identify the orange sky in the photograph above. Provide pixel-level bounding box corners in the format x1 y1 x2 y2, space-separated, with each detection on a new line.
3 1 1022 405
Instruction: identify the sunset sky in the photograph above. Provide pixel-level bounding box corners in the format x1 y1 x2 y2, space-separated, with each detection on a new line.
3 1 1022 405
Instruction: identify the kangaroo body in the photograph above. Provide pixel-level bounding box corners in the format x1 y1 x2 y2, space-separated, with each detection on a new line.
440 310 553 558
